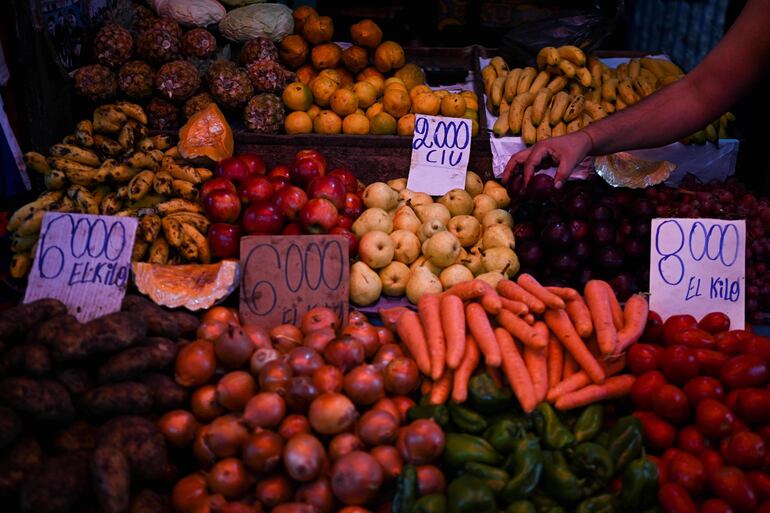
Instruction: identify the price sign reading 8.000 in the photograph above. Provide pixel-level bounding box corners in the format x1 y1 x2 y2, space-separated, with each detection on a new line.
407 114 472 196
650 218 746 329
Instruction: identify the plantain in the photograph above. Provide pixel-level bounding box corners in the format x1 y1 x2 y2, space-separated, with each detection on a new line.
528 71 551 95
549 92 570 126
118 124 135 151
171 179 199 201
601 77 618 102
150 134 173 151
601 100 616 114
162 217 185 247
92 159 116 182
115 101 148 124
583 100 607 121
557 45 586 66
552 121 567 137
75 120 94 147
166 212 211 234
48 157 101 186
508 92 536 135
546 75 568 94
132 239 149 262
125 151 160 170
503 68 523 103
93 134 124 157
633 77 656 98
69 186 99 214
128 170 155 201
628 58 641 79
157 198 204 217
568 83 584 97
137 138 154 152
586 88 601 104
516 67 537 96
167 163 212 185
576 67 593 88
490 56 508 76
536 46 560 69
536 118 552 142
17 210 45 236
139 214 162 243
658 74 680 87
566 118 583 134
180 223 211 263
492 100 510 137
563 95 585 123
23 152 52 175
618 79 640 105
126 193 164 210
100 193 122 215
57 196 78 213
616 63 628 81
640 58 666 79
49 144 101 166
637 68 657 87
93 105 126 133
91 185 111 206
531 88 553 126
108 162 137 182
125 119 149 141
45 169 67 190
10 252 31 279
521 106 537 146
147 236 170 264
557 59 577 78
490 76 506 107
153 170 174 196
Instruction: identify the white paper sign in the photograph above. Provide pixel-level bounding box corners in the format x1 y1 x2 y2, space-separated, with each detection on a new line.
407 115 471 196
649 218 746 329
24 212 138 322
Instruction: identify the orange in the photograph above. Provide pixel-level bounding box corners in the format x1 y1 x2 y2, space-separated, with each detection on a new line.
383 88 411 118
342 45 368 74
335 67 355 87
373 41 405 73
370 112 397 135
310 76 338 107
318 68 341 85
440 95 467 117
282 82 313 111
313 110 342 134
278 35 309 69
366 102 384 120
306 104 321 120
397 114 415 136
285 111 313 134
409 84 432 103
302 14 334 45
412 92 440 115
330 88 358 117
311 43 342 70
356 66 384 82
350 19 383 48
364 75 385 97
292 6 318 35
295 65 317 85
353 81 377 108
342 113 370 134
394 63 426 90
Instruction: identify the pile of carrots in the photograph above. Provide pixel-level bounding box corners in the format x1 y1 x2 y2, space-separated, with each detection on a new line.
379 274 649 412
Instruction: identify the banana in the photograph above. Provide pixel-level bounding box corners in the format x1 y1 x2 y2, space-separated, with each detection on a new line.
163 159 213 184
167 252 183 265
91 185 111 206
508 92 536 135
100 193 122 215
492 100 510 138
16 210 45 236
601 78 618 102
549 91 570 126
658 74 680 87
128 170 155 201
568 83 584 97
557 45 586 66
521 106 537 146
69 186 99 214
45 169 67 190
48 157 100 186
125 151 160 170
528 71 550 94
633 77 655 98
126 119 149 141
481 65 497 95
718 120 729 140
162 217 185 247
691 130 707 145
49 144 101 166
601 100 616 114
536 118 552 142
172 179 199 201
490 76 506 107
552 121 567 137
590 59 604 89
23 152 52 175
153 170 174 196
148 236 170 264
576 67 593 88
637 68 657 87
558 59 577 78
616 63 628 81
148 149 165 165
656 59 684 77
531 88 553 126
640 58 666 79
490 56 509 77
109 163 138 182
11 233 38 253
10 252 31 279
628 58 641 79
132 239 149 262
115 101 148 124
93 134 123 157
62 135 79 145
139 214 162 243
615 97 627 111
118 124 135 151
705 123 718 143
137 138 154 152
503 68 523 103
618 79 640 105
58 196 78 213
536 46 560 69
546 75 568 94
563 95 585 123
516 67 537 96
181 223 211 263
164 146 181 160
150 134 173 151
126 194 164 210
157 198 205 217
581 113 593 127
93 105 126 133
566 118 583 134
166 212 211 234
116 185 129 200
75 120 94 147
586 88 601 104
584 100 607 121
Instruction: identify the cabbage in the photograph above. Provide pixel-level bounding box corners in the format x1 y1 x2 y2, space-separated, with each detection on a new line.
219 0 266 6
219 3 294 42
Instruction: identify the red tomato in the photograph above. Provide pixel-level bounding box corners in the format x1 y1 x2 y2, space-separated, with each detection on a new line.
760 502 770 513
716 331 748 356
680 327 717 350
641 310 664 344
667 451 707 495
756 425 770 445
700 448 725 476
698 312 731 335
648 455 668 485
628 343 665 375
663 447 685 468
663 315 698 346
677 425 709 455
721 354 770 390
634 411 677 452
653 384 691 424
734 389 770 424
740 335 770 363
732 417 750 434
631 371 668 410
662 346 701 384
723 431 767 470
695 350 730 378
684 377 725 406
748 471 770 502
658 482 697 513
710 466 758 513
696 399 735 439
699 499 735 513
725 391 739 411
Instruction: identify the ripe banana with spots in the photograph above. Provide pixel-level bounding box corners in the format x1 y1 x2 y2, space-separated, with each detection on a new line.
536 47 560 69
180 223 211 263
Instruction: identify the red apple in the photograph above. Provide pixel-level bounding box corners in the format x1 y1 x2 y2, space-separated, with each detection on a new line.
242 201 285 235
203 189 241 224
282 222 303 235
268 165 291 179
238 153 266 175
335 215 353 230
291 158 325 188
330 227 358 257
299 198 338 234
216 157 250 184
307 175 346 209
208 223 241 259
328 168 358 193
295 149 327 171
239 175 274 204
200 177 237 204
269 175 290 191
341 193 364 219
274 185 308 221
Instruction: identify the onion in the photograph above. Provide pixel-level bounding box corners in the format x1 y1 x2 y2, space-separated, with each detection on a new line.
357 410 399 446
259 360 293 395
375 326 395 346
216 371 256 411
250 347 280 375
243 324 272 350
371 398 401 424
312 365 344 394
390 396 416 424
197 320 228 342
278 414 311 440
416 464 446 495
295 478 334 513
158 410 198 448
308 393 357 435
255 473 293 510
203 306 240 326
243 392 286 429
323 337 365 372
242 429 284 473
341 321 380 357
271 324 303 353
193 425 216 468
171 473 208 513
191 385 225 422
301 306 340 334
175 339 216 387
215 325 256 369
207 458 249 499
287 347 324 376
283 433 327 482
330 451 383 505
372 344 404 370
328 432 364 461
343 365 385 406
205 414 250 458
383 357 419 395
397 419 445 465
303 328 337 353
370 445 404 481
285 376 320 412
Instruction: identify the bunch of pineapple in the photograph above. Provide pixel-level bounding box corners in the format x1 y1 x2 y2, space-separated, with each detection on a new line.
10 102 215 279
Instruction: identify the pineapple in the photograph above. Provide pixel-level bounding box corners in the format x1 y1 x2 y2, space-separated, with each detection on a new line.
73 64 117 101
155 60 201 102
183 92 215 119
94 23 133 68
118 60 155 98
137 27 179 64
246 59 295 94
150 18 183 40
133 5 158 33
243 93 284 134
146 98 180 130
181 28 217 59
206 59 237 84
238 37 278 65
209 64 253 109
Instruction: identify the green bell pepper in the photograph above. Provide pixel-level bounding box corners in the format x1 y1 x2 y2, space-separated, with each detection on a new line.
465 462 510 493
408 404 450 429
483 418 527 454
469 372 514 413
575 494 617 513
444 433 501 467
392 463 417 513
619 456 660 512
533 403 576 450
573 405 603 442
506 501 536 513
607 416 643 473
541 450 584 503
501 434 543 502
449 403 489 434
414 494 447 513
570 442 614 494
447 475 497 513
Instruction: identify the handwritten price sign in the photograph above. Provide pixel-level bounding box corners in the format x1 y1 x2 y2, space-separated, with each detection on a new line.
649 218 746 329
407 114 472 195
24 212 138 322
239 235 349 327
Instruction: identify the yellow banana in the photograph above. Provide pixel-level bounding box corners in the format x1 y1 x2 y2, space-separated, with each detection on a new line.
115 101 148 124
164 146 181 160
615 97 627 111
180 223 211 264
552 121 567 137
153 170 174 196
166 212 212 234
566 118 583 134
47 156 96 174
125 193 164 210
638 68 658 86
528 71 551 94
531 88 553 126
718 120 729 139
584 100 607 121
147 236 170 264
590 60 604 90
516 67 537 96
156 198 205 217
640 58 666 79
508 92 536 135
581 113 593 128
490 56 509 76
49 144 101 166
93 135 123 157
546 75 569 94
615 63 628 80
628 59 641 79
132 238 149 262
503 68 523 103
118 124 135 151
633 77 656 98
128 170 155 201
521 106 537 146
126 119 149 141
172 180 199 201
93 105 126 133
17 210 45 236
165 162 213 185
108 163 137 182
490 76 506 107
601 100 616 114
557 45 586 66
655 59 684 77
549 91 570 126
69 186 99 214
658 74 680 87
10 252 31 279
125 151 160 170
11 233 38 253
91 185 111 206
492 100 510 138
536 46 560 69
45 169 67 190
563 95 586 122
691 130 707 145
586 88 601 104
150 134 173 151
100 193 122 215
601 78 618 102
62 135 79 145
481 65 497 95
116 185 129 200
137 138 154 152
558 59 577 78
576 67 593 88
139 214 162 243
536 119 552 142
618 79 640 105
568 83 584 97
705 123 718 143
23 152 51 175
75 120 94 147
162 217 185 247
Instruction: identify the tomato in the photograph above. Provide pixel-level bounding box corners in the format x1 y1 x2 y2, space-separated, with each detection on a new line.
684 377 725 406
663 447 685 469
700 448 725 476
628 343 665 375
748 471 770 502
709 466 758 513
699 499 735 513
662 346 701 385
696 399 735 439
694 350 730 378
678 328 717 350
648 455 668 485
721 354 770 390
734 389 770 424
663 315 698 346
653 384 691 424
732 417 750 434
641 310 664 344
715 331 749 356
667 451 707 495
698 312 731 335
725 391 739 411
677 425 709 455
757 426 770 445
631 370 668 410
723 431 766 470
634 411 676 452
760 502 770 513
658 482 697 513
740 335 770 363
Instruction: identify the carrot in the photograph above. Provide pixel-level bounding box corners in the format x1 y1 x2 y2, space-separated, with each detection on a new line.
523 313 536 325
421 380 432 396
418 293 446 380
525 321 549 402
615 294 650 354
481 292 503 315
440 294 466 369
544 308 605 384
499 297 529 315
396 310 432 376
584 280 619 356
602 281 624 330
441 279 488 301
566 296 593 338
547 334 564 389
517 273 566 309
466 303 502 367
554 375 636 410
547 356 627 401
497 279 546 314
563 352 579 379
486 365 503 388
495 327 537 413
379 306 411 331
546 286 580 302
497 309 547 349
429 371 453 405
452 335 480 403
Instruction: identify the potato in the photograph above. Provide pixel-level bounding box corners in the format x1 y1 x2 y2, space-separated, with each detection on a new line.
142 373 187 411
54 421 97 453
92 445 131 513
0 377 74 422
98 337 177 383
171 311 200 335
83 382 153 416
0 298 66 339
122 295 181 338
0 406 21 450
29 314 89 361
20 451 90 513
0 437 42 494
56 367 94 397
86 312 147 353
98 416 173 481
24 344 51 376
131 489 171 513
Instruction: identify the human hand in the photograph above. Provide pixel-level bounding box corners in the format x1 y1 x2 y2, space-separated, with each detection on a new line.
501 131 593 189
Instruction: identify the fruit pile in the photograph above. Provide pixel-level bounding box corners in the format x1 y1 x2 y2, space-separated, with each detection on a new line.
279 6 479 136
628 311 770 513
349 175 516 306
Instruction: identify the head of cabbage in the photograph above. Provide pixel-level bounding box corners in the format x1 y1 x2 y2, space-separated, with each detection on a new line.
219 3 294 42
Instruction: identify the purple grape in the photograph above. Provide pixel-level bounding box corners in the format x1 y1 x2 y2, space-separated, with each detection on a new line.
513 222 537 241
568 219 589 240
632 199 656 219
589 205 613 222
562 190 590 218
573 240 592 261
517 241 545 268
551 253 579 276
541 221 572 248
623 239 646 259
526 173 555 201
596 245 624 270
591 222 616 245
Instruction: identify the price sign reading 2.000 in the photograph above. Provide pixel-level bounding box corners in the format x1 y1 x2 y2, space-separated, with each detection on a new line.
407 114 472 196
649 218 746 329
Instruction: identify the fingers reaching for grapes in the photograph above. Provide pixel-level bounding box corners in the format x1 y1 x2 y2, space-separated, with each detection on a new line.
503 132 594 190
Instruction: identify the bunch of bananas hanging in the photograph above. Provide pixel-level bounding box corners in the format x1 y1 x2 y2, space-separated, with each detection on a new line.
482 46 733 145
10 102 215 279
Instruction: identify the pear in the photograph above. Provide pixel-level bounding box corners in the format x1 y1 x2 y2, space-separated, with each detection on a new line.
387 177 407 192
454 247 469 265
426 231 461 268
358 231 394 269
390 229 421 264
482 225 516 250
465 171 484 197
447 215 482 247
393 208 421 233
350 261 382 306
476 271 506 288
400 189 433 207
438 188 474 216
410 255 443 276
414 203 451 225
482 209 514 229
363 182 399 210
481 246 520 277
352 207 393 237
379 261 410 296
418 219 446 243
440 264 474 290
406 265 442 304
472 194 498 222
483 180 511 208
460 250 484 276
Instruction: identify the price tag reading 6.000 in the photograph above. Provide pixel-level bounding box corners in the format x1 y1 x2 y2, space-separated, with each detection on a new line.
407 114 472 196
